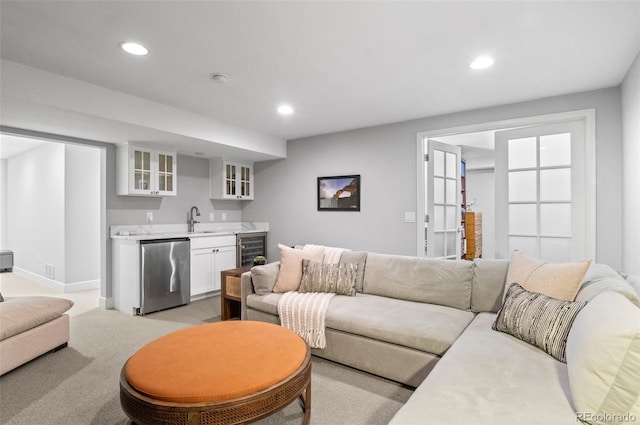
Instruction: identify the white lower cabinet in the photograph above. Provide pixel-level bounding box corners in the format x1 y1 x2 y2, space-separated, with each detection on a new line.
190 236 237 296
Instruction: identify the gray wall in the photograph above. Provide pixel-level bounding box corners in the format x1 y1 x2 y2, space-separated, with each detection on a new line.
106 153 242 227
243 87 624 270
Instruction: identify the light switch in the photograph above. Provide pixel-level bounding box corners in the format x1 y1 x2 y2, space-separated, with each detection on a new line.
404 212 416 223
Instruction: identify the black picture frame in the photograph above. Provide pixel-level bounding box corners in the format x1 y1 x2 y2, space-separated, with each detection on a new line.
317 175 360 211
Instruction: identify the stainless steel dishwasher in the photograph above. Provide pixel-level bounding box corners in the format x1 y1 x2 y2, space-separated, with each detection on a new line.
140 238 190 315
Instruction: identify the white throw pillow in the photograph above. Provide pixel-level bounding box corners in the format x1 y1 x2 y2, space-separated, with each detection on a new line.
566 292 640 425
273 244 325 293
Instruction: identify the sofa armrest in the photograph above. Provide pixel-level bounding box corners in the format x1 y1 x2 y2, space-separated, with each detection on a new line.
240 271 255 320
626 274 640 299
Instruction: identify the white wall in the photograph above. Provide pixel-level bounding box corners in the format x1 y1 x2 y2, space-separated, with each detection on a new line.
65 144 100 284
0 159 7 249
621 52 640 275
466 169 495 259
8 143 66 281
244 87 624 269
7 142 102 288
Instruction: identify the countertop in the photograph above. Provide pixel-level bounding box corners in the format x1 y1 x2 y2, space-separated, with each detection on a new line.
110 222 268 241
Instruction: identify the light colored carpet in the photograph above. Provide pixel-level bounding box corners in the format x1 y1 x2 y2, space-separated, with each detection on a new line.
0 292 413 424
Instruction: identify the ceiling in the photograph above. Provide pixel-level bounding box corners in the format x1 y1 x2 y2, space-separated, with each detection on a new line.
1 1 639 159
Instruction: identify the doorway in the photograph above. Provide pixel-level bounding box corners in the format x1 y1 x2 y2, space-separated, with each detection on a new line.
0 132 105 308
416 109 596 261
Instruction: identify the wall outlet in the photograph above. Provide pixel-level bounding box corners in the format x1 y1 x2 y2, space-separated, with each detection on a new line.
209 213 215 221
221 213 227 221
45 264 55 279
146 212 153 223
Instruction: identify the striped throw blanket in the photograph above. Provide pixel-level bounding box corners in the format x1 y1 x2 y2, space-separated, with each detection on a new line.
277 291 335 348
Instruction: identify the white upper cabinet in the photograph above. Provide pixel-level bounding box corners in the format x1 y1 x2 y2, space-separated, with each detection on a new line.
210 158 254 200
117 144 177 196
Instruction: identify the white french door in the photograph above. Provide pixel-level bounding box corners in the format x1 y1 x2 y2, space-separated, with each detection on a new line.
425 139 462 259
495 121 590 261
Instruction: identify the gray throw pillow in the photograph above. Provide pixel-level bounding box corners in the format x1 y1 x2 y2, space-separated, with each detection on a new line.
492 283 587 363
299 259 357 296
251 261 280 295
339 251 367 292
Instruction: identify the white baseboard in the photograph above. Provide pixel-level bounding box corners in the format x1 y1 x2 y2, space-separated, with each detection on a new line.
14 267 100 293
100 296 114 309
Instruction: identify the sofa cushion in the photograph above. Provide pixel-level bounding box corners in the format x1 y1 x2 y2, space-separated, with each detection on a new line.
273 244 325 292
0 296 74 341
325 293 474 355
492 283 587 362
339 251 367 293
575 263 640 307
246 293 283 316
566 292 640 425
251 261 280 295
505 250 590 301
389 313 577 425
363 253 473 310
471 259 509 313
299 260 357 296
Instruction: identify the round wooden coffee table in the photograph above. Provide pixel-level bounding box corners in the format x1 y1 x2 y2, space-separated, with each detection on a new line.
120 321 311 425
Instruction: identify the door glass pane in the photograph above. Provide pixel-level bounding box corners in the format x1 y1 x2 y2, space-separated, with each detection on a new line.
167 155 173 171
540 169 571 201
434 206 445 230
509 236 538 258
508 137 536 169
446 152 456 178
446 232 456 256
540 203 571 236
135 171 150 190
540 133 571 167
434 150 445 177
446 179 456 205
143 151 150 171
135 150 142 169
446 206 456 230
159 175 165 191
434 232 445 257
166 175 173 192
540 238 571 262
508 170 536 202
434 177 445 204
509 204 537 235
159 154 166 172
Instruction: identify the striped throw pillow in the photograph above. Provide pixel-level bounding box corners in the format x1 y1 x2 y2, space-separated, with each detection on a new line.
492 283 587 363
299 260 357 296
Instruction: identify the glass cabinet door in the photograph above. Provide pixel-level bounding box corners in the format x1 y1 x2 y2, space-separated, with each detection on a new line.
134 149 151 192
225 163 237 197
240 165 251 197
157 152 175 195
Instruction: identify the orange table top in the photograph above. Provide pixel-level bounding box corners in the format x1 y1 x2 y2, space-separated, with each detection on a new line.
125 321 307 403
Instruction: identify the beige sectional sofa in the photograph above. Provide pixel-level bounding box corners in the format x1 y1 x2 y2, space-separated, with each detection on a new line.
0 295 74 375
241 249 640 424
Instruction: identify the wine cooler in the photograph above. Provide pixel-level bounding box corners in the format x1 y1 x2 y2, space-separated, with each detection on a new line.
236 232 268 267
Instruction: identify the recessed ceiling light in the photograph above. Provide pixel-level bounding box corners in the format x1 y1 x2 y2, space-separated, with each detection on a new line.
277 104 294 115
119 41 149 56
470 56 494 70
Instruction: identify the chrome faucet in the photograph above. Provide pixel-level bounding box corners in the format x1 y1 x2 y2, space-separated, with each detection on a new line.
188 206 200 233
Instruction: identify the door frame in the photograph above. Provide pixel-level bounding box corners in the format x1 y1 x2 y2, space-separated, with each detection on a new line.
416 108 596 259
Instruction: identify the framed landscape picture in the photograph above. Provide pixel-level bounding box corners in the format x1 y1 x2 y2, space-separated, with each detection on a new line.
317 175 360 211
